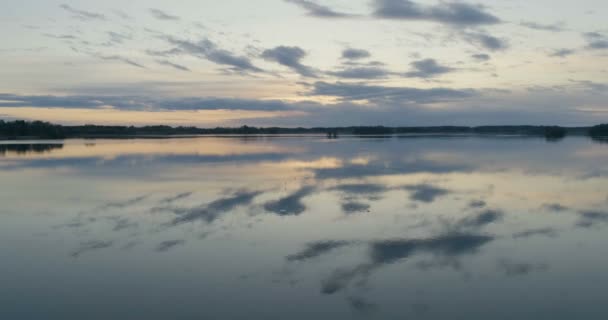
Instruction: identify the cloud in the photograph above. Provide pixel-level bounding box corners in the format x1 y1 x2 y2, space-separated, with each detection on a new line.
160 192 193 204
342 201 371 214
584 32 608 50
95 54 146 68
327 67 392 79
156 240 185 252
0 93 301 111
576 210 608 228
59 4 106 21
403 184 450 203
261 46 316 77
149 8 180 20
468 200 486 208
498 260 548 276
342 48 371 60
264 186 316 216
284 0 352 18
153 36 263 73
100 195 149 210
471 53 490 61
321 233 494 294
550 48 576 58
405 58 454 78
286 240 352 261
106 31 132 45
512 228 558 239
520 21 566 32
452 209 504 231
541 203 569 212
70 240 113 257
463 31 509 51
332 183 389 195
170 190 262 225
372 0 500 27
156 59 191 71
307 81 475 103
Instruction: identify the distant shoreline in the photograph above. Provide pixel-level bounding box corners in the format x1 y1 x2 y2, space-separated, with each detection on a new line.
1 120 607 141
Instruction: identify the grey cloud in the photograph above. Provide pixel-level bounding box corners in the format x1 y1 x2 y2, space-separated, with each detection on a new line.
160 192 193 204
520 21 566 32
328 67 392 79
100 195 149 210
463 31 508 51
332 183 389 195
170 190 262 225
261 46 316 77
550 48 576 57
43 33 78 40
347 296 378 315
95 54 146 68
285 0 352 18
453 209 504 231
576 210 608 228
342 48 371 60
70 240 113 258
308 81 475 103
468 200 486 208
541 203 569 212
314 158 471 179
372 0 500 27
264 186 316 216
106 31 132 45
149 8 180 21
471 53 490 61
512 227 558 239
584 32 608 50
322 233 494 294
498 260 548 276
0 93 299 111
59 4 106 21
286 240 352 261
342 201 371 214
156 59 191 71
405 58 453 78
154 37 263 73
156 240 185 252
403 184 449 203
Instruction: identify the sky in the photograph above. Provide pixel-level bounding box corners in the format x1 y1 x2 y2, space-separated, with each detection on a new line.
0 0 607 127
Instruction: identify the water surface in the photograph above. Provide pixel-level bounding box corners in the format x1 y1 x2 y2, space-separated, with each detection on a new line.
1 135 608 319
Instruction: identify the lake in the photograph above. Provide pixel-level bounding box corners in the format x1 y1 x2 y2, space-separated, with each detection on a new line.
1 135 608 319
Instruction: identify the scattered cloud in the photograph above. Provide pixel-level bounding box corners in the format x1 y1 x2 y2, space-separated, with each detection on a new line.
261 46 316 77
549 48 576 58
403 184 450 203
285 0 353 18
152 36 263 73
520 21 566 32
307 81 475 103
341 48 371 60
149 8 180 21
156 240 185 252
156 59 191 72
372 0 501 27
287 240 352 261
463 31 509 51
471 53 490 62
264 186 316 216
405 58 454 78
584 32 608 50
59 4 106 21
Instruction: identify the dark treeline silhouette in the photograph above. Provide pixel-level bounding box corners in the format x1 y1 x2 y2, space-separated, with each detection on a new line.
0 119 606 140
0 143 64 156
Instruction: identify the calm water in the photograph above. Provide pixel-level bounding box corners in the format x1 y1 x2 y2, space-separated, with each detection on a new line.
1 135 608 319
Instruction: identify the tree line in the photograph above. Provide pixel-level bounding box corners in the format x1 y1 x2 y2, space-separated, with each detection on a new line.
1 119 607 140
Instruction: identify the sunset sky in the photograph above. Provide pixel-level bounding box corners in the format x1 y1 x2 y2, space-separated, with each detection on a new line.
1 0 607 127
